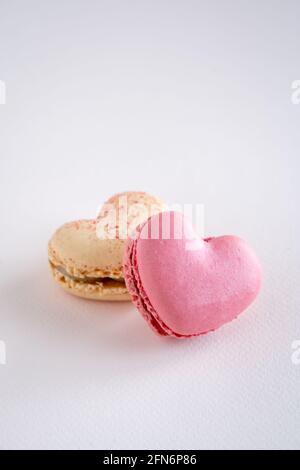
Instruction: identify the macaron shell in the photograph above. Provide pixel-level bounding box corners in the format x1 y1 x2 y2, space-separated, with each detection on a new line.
49 219 125 279
48 192 166 301
124 212 262 337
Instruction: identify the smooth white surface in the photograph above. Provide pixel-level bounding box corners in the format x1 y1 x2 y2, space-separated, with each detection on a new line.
0 0 299 450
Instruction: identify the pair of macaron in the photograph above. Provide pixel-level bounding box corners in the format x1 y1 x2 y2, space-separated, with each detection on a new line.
49 192 262 338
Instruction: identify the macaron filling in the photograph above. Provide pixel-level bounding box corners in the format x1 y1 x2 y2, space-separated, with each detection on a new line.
51 263 126 288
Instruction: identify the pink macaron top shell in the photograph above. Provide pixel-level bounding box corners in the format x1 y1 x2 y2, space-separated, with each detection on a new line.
123 211 262 338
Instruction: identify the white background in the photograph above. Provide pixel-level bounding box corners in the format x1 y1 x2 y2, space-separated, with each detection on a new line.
0 0 299 450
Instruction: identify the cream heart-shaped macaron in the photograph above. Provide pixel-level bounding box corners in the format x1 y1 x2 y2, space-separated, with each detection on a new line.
48 191 165 300
123 211 262 336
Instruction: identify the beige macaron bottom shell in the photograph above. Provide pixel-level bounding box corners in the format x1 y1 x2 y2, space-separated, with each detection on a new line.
49 263 131 301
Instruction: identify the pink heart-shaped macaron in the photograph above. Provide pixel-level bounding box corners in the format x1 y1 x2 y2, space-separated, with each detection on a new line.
123 211 262 338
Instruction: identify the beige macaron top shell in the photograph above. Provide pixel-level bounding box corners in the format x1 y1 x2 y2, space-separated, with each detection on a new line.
49 219 125 279
49 191 166 284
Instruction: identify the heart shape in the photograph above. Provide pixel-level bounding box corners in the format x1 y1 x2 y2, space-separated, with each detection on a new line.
123 211 262 337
